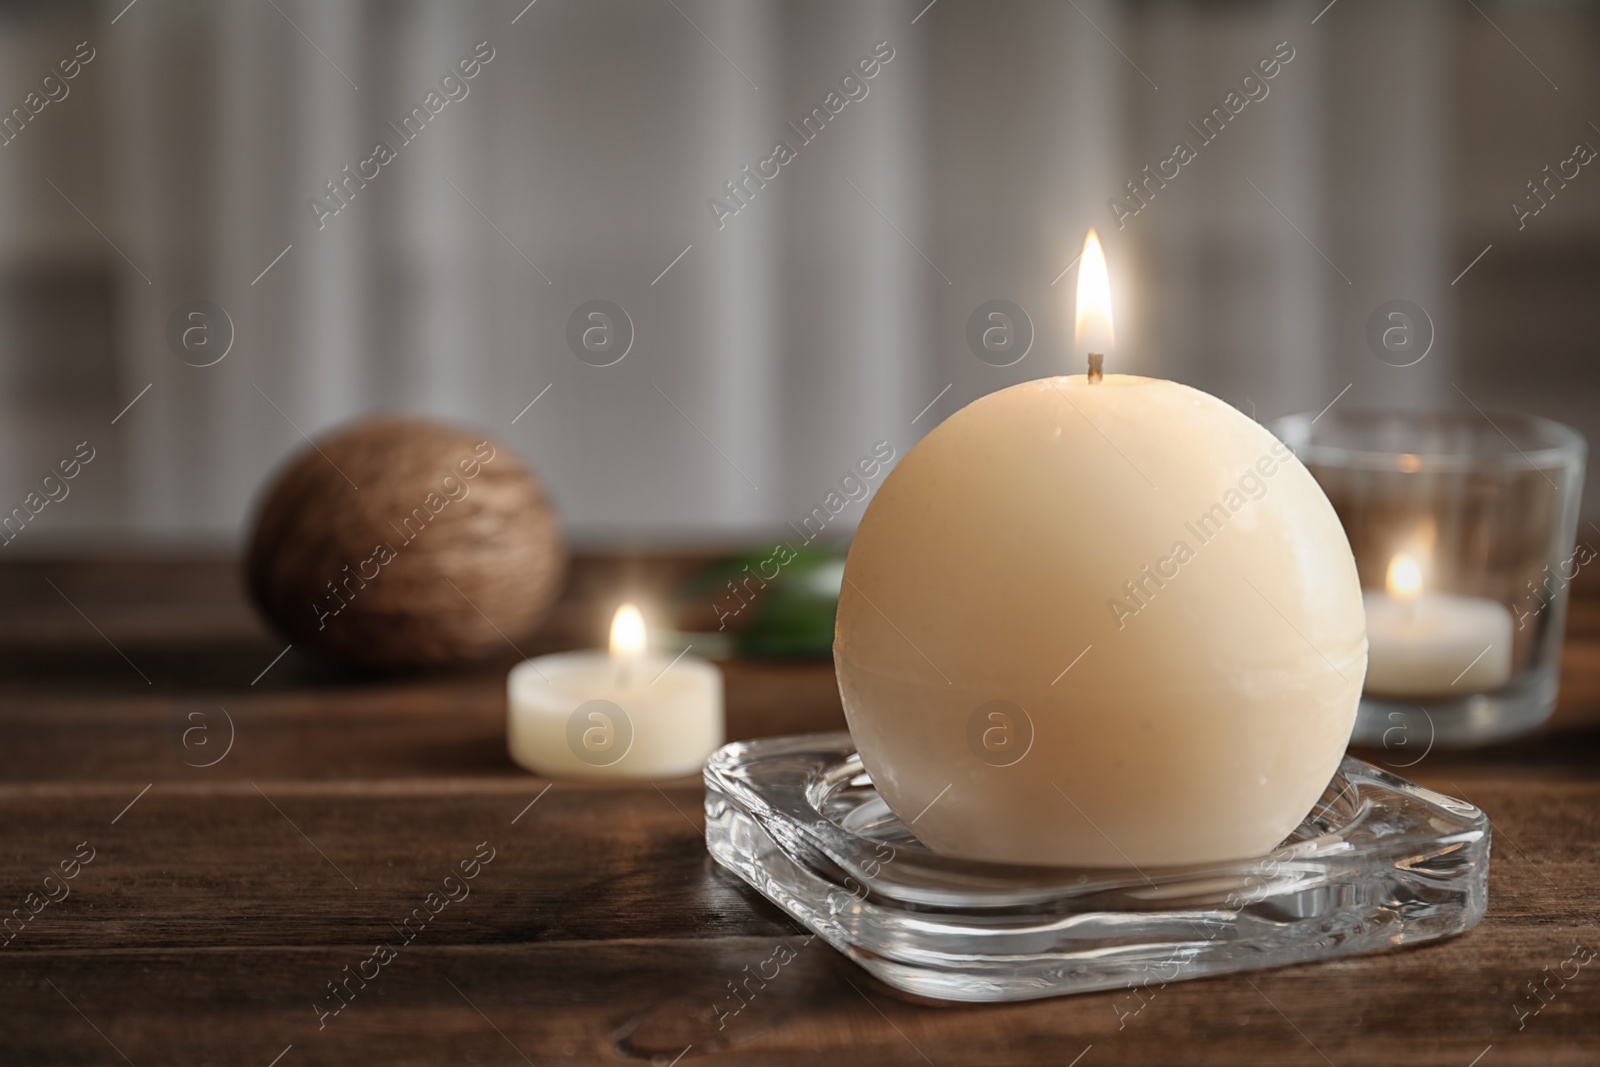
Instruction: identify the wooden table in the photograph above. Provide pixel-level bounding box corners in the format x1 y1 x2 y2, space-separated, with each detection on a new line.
2 555 1597 1066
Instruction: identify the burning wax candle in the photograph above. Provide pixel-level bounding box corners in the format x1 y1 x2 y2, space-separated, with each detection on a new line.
833 230 1368 867
1362 552 1513 698
507 604 723 779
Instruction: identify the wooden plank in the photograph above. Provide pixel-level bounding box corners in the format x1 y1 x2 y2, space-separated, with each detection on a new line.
0 553 847 782
0 658 845 783
3 921 1597 1065
0 774 1586 952
0 779 794 951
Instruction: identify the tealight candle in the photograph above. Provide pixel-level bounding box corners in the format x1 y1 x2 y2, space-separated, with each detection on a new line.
1362 552 1512 697
507 604 723 779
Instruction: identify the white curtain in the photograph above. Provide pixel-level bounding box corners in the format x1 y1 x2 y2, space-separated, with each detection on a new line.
0 0 1455 549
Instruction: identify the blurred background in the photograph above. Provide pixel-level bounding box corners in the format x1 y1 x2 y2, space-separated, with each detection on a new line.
0 0 1596 552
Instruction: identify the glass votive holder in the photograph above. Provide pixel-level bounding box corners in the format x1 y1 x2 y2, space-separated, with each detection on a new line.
1274 409 1586 748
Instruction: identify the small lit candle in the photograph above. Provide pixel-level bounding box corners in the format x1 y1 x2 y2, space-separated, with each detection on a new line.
507 603 724 779
1363 552 1513 698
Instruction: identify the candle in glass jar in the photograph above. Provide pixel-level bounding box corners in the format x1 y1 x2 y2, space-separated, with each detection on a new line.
1362 553 1513 697
507 604 723 779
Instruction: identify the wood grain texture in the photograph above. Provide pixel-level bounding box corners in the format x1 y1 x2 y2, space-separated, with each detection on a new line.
0 555 1598 1065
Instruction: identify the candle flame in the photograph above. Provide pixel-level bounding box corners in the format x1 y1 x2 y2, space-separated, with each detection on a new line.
609 603 647 658
1074 228 1115 369
1386 553 1423 601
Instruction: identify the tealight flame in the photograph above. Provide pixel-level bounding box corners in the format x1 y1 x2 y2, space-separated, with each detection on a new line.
609 603 647 658
1074 228 1115 374
1386 553 1423 601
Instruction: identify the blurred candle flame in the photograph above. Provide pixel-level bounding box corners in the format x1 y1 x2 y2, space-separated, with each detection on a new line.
1074 228 1115 366
610 603 647 658
1386 553 1423 601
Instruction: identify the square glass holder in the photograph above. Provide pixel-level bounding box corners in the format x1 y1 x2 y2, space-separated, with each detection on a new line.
704 733 1489 1003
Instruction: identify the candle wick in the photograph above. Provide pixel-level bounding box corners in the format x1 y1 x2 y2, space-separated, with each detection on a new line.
1087 353 1104 383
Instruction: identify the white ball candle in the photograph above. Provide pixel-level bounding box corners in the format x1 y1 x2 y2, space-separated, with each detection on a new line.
836 375 1368 867
1362 553 1512 697
508 604 724 779
839 229 1366 868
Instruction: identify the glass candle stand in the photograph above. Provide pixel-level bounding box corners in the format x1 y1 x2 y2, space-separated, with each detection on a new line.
705 734 1488 1002
1275 409 1586 747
